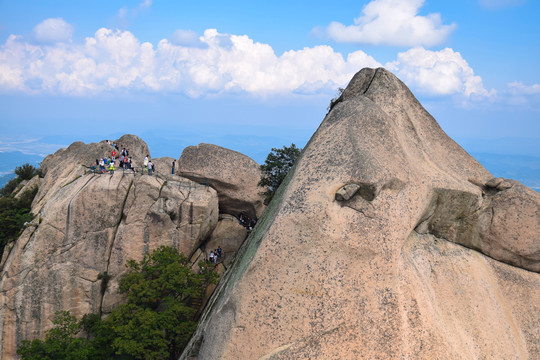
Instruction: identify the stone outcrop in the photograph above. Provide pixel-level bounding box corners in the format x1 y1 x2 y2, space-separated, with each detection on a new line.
13 176 40 199
204 214 248 266
181 68 540 359
34 135 150 214
178 143 265 219
0 138 221 359
113 134 150 168
152 156 176 176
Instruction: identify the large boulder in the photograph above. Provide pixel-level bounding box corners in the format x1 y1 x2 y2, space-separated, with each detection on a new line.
178 144 265 219
34 135 150 214
152 156 176 176
113 134 150 167
204 214 248 265
0 146 218 359
181 68 540 359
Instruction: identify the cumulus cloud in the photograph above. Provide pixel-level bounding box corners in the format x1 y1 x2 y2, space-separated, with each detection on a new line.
320 0 456 46
0 28 381 97
386 47 494 98
1 21 492 100
33 18 73 43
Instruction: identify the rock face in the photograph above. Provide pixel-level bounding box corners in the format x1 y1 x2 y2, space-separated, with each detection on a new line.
181 68 540 359
178 143 265 219
34 135 150 214
204 214 248 266
152 156 176 176
13 176 40 199
0 138 221 359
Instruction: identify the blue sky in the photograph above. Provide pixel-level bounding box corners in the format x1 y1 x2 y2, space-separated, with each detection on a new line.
0 0 539 167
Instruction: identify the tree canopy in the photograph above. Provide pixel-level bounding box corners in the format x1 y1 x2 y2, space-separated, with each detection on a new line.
258 143 302 203
0 164 39 259
17 246 218 360
15 163 41 181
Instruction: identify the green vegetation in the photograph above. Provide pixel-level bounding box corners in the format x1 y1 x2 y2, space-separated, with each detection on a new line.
0 163 41 197
258 143 302 204
18 246 218 360
0 163 40 258
327 87 344 112
15 163 41 181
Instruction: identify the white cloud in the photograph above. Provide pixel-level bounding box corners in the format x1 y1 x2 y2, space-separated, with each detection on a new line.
321 0 456 46
0 22 491 100
33 18 73 44
386 47 494 98
0 27 381 97
478 0 525 10
508 81 540 95
170 30 208 48
505 81 540 106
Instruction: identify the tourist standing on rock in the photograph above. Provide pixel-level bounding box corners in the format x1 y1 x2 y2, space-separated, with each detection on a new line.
172 160 175 175
143 156 149 174
109 162 114 175
127 157 134 172
148 160 154 175
99 158 105 173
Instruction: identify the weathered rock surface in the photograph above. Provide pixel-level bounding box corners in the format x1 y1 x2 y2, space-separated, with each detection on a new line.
34 135 150 214
181 68 540 359
152 156 176 176
113 134 150 168
204 214 248 266
0 138 219 359
13 176 40 199
178 143 265 219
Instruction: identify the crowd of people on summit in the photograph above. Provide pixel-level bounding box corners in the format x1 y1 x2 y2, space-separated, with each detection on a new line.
90 141 178 176
89 141 157 175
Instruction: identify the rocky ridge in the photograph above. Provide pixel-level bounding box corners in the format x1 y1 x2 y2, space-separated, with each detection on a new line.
181 68 539 359
0 137 262 359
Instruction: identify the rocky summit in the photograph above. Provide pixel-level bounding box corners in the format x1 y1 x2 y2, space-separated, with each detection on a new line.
0 68 538 360
181 68 539 359
0 138 261 359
